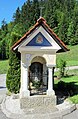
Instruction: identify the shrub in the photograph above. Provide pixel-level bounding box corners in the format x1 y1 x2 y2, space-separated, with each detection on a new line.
6 32 21 94
32 80 41 89
57 59 66 78
6 52 21 94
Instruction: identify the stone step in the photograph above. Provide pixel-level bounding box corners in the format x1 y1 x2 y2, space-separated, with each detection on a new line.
20 95 56 108
23 105 58 114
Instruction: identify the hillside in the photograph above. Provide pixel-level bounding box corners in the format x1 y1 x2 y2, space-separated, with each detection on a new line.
56 45 78 66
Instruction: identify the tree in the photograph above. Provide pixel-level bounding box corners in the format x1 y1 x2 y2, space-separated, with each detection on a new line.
1 19 8 34
0 19 8 59
44 0 58 28
57 59 66 78
20 1 32 34
6 32 21 93
68 1 78 45
31 0 40 24
57 13 69 44
67 21 75 45
13 7 21 24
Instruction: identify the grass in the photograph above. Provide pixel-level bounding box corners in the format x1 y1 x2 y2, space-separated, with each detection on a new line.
68 95 78 104
0 60 9 74
57 45 78 66
61 76 78 83
54 75 78 85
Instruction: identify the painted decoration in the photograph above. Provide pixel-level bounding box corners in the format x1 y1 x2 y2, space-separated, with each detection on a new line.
36 34 43 44
26 32 52 46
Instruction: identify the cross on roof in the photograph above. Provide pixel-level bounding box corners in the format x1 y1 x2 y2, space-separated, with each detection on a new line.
40 7 44 17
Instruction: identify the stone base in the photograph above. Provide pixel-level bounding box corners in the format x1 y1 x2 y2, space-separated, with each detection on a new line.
20 95 56 109
20 90 30 98
47 90 55 96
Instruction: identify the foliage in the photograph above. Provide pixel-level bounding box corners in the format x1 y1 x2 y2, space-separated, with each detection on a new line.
69 95 78 104
54 75 78 85
0 19 8 59
13 7 21 24
6 32 21 94
32 80 41 89
57 59 66 78
6 90 12 96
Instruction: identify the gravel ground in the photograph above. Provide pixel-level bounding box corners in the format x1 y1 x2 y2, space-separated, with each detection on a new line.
0 74 7 104
0 74 6 88
63 110 78 119
0 108 10 119
0 74 10 119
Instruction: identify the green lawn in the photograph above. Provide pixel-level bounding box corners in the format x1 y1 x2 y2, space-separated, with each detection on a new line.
54 75 78 85
0 60 9 74
56 45 78 66
69 95 78 104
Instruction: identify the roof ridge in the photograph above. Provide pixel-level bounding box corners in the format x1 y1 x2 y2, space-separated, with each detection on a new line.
37 17 46 23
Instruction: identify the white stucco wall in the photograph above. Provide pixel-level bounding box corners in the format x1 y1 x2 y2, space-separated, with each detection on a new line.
43 54 56 66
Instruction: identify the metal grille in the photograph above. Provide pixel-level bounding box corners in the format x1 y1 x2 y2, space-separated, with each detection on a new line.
29 73 48 95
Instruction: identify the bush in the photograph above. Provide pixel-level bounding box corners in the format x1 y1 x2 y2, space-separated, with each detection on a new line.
32 80 41 89
6 32 21 94
6 56 21 94
57 59 66 78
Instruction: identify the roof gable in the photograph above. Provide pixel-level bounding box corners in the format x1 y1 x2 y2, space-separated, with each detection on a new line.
17 26 61 51
26 32 52 46
12 17 69 52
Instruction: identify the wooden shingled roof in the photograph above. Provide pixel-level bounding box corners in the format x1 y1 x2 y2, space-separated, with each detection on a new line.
12 17 69 52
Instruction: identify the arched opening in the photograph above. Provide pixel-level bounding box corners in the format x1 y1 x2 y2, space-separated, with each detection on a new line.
30 62 43 82
29 56 48 95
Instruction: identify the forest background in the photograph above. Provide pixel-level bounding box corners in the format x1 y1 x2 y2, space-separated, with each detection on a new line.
0 0 78 60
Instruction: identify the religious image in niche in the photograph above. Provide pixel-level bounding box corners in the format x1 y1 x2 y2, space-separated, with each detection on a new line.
36 35 43 44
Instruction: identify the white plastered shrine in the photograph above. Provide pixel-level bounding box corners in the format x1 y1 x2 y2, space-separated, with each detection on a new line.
12 17 68 108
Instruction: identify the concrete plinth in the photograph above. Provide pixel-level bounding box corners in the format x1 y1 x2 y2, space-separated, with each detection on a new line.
47 90 55 96
20 95 56 109
20 90 30 98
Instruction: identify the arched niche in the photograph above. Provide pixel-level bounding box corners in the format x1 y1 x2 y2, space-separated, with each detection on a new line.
29 56 48 95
